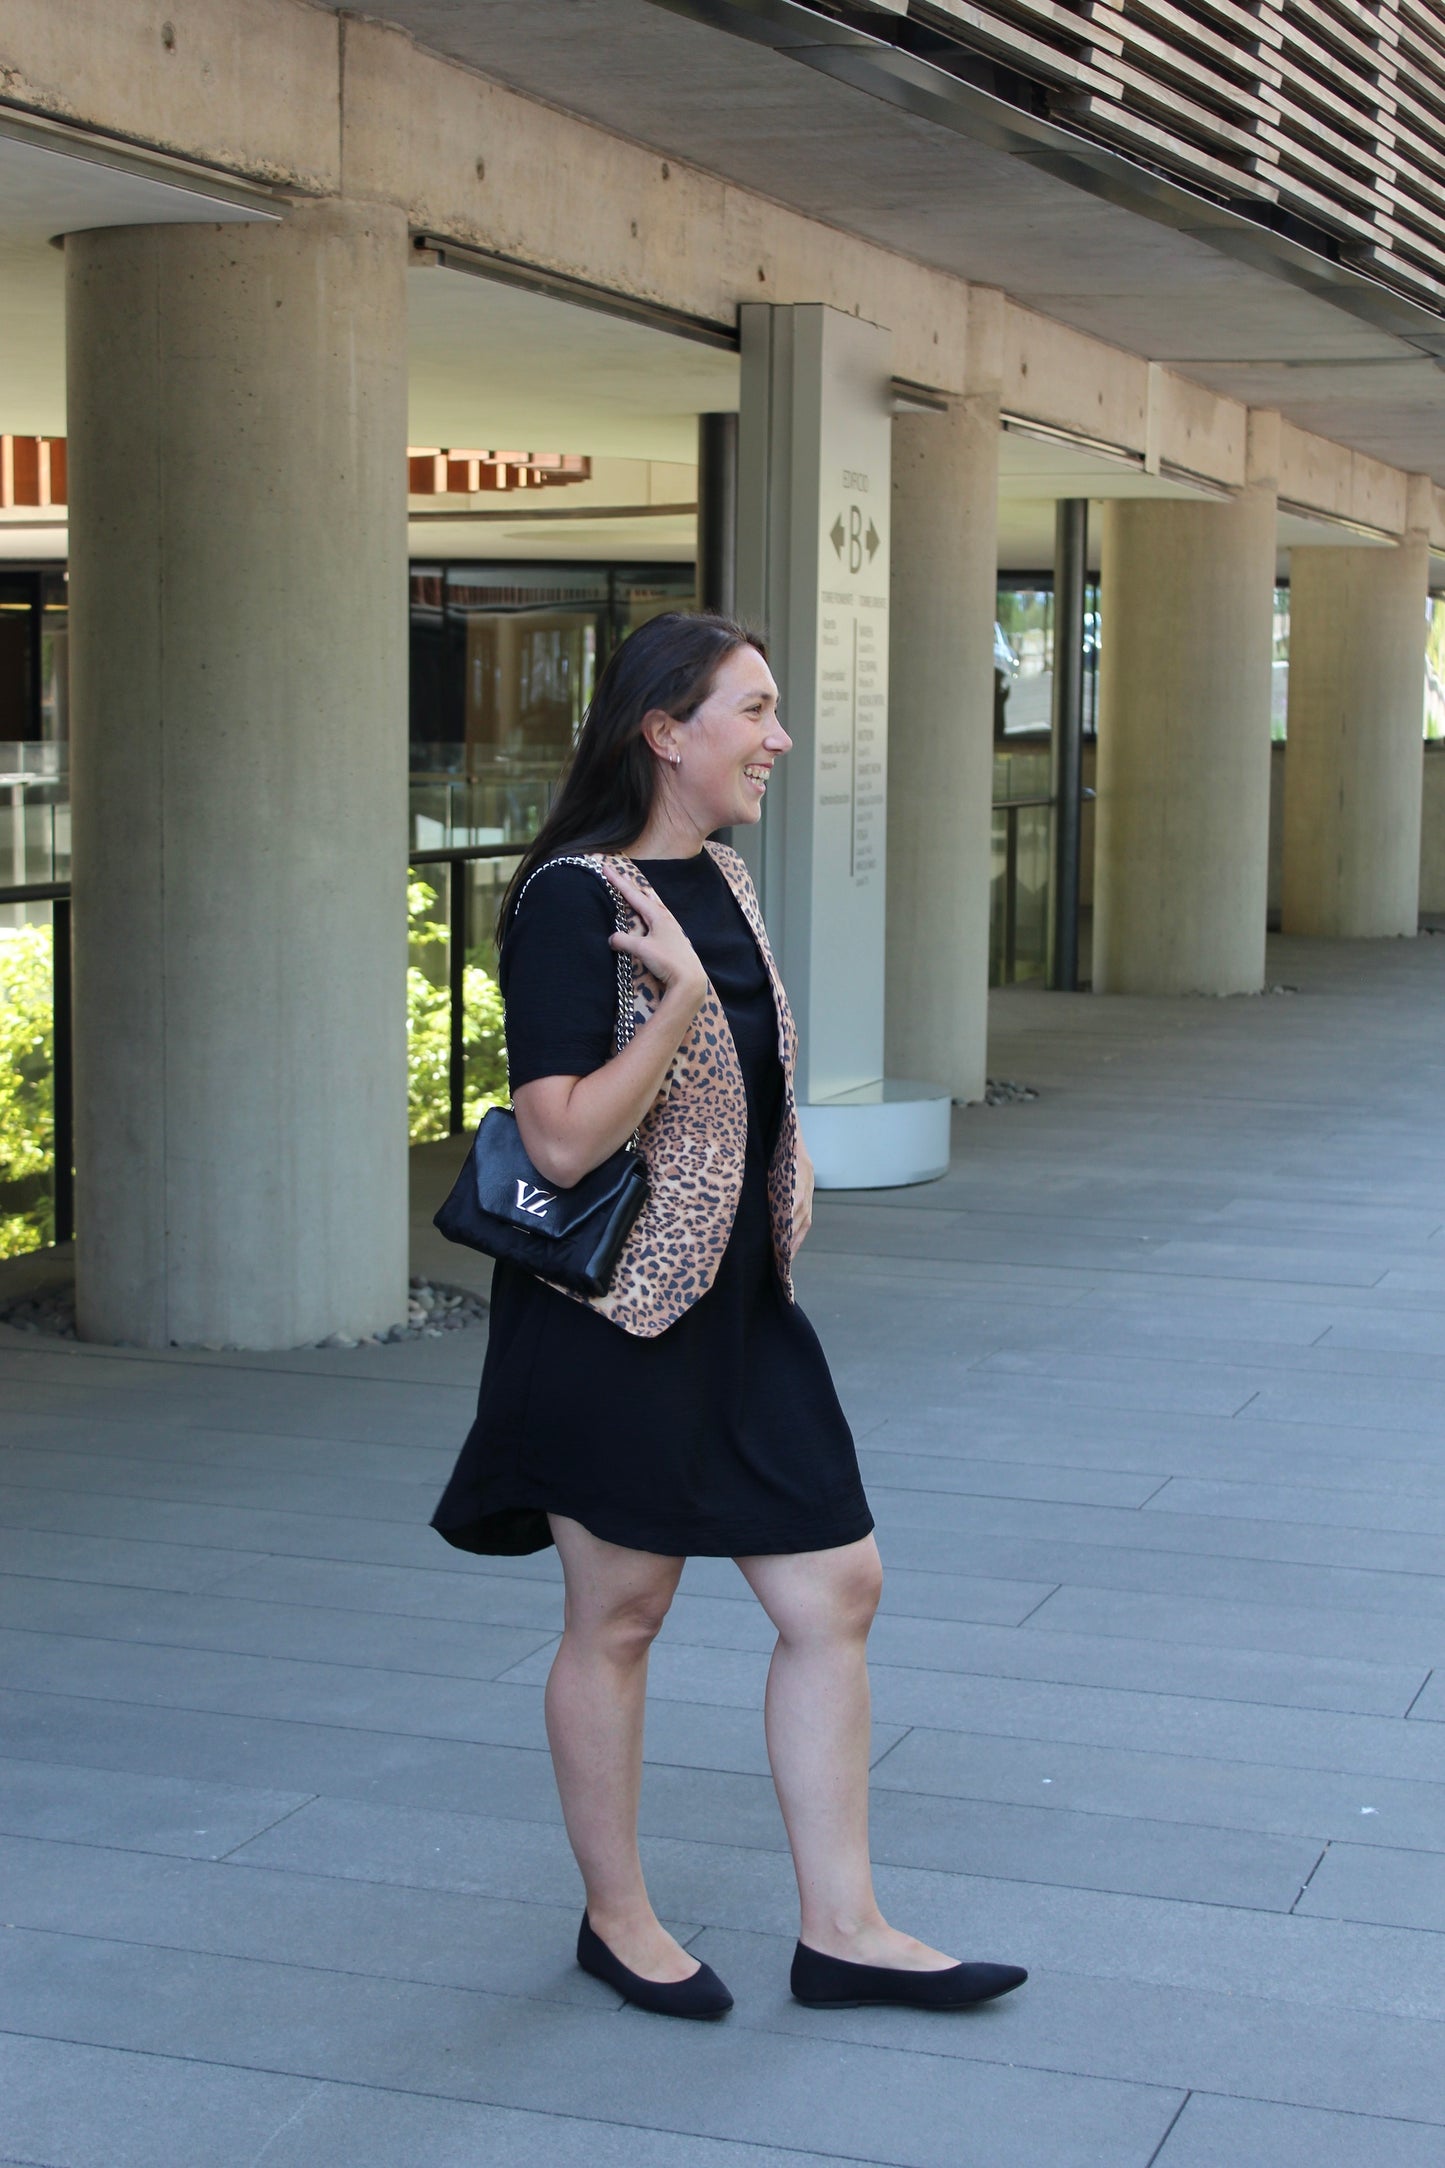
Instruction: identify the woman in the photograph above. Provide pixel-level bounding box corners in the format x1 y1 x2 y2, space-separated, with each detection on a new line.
433 612 1026 2020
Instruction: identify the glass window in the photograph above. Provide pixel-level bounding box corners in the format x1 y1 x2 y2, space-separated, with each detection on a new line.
994 579 1100 742
407 562 696 850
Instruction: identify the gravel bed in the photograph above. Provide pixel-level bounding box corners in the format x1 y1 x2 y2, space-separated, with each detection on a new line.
982 1077 1039 1105
0 1274 486 1348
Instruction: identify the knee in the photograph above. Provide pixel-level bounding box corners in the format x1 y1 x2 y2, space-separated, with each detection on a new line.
780 1547 883 1649
569 1584 675 1663
836 1548 884 1638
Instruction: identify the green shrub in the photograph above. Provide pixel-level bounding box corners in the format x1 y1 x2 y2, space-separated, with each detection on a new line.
0 921 56 1258
407 877 508 1141
0 886 507 1261
0 875 509 1257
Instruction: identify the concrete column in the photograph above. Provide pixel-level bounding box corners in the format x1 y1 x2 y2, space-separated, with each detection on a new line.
1281 534 1429 938
1093 481 1276 994
67 200 409 1348
885 394 998 1102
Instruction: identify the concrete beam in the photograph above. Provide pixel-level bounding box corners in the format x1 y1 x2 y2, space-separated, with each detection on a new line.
0 0 338 194
1 0 1434 543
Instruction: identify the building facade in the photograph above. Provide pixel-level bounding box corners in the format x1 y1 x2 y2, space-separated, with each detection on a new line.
1 0 1442 1344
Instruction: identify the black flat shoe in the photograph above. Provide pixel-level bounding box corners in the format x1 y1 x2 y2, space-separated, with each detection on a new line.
791 1941 1027 2009
577 1913 733 2019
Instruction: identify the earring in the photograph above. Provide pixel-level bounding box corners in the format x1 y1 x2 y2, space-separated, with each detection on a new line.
671 753 681 768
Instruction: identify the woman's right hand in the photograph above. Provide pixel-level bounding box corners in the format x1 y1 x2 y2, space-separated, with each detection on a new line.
514 866 709 1188
603 865 708 1012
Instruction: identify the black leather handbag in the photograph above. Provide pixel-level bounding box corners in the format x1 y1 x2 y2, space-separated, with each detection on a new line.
433 858 650 1295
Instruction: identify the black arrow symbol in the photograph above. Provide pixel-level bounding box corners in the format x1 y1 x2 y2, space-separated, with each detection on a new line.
866 519 880 561
830 514 845 558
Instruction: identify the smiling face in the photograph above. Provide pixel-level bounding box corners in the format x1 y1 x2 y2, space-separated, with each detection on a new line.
644 642 791 841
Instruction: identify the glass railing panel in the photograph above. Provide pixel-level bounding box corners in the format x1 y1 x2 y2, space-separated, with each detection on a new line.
989 800 1052 989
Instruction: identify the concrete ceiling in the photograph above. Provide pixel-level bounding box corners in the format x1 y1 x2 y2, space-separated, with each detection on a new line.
0 105 1427 575
320 0 1445 482
0 119 274 435
408 264 738 460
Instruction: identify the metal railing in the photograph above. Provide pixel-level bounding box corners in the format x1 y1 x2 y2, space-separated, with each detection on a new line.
410 842 523 1137
0 843 524 1261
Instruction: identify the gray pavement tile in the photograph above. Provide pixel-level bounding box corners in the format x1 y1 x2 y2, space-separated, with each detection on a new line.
873 1361 1260 1418
0 1625 553 1747
225 1794 642 1903
232 2089 859 2168
1204 1197 1443 1237
0 1834 611 2005
601 1642 1445 1785
0 2034 322 2168
217 1786 1445 2020
854 1446 1166 1508
649 1598 1430 1718
863 1612 1425 1717
1147 1472 1445 1538
0 1354 476 1446
873 1510 1445 1612
871 1724 1445 1850
0 1526 270 1595
1409 1671 1445 1721
0 1480 456 1573
0 2035 857 2168
1068 1292 1342 1344
8 942 1445 2161
0 1675 809 1784
690 1925 1445 2124
198 1552 569 1627
218 1750 1319 1911
1241 1370 1445 1432
875 1564 1063 1626
232 1807 1445 2021
0 1576 558 1683
0 1407 458 1485
865 1484 1445 1584
1377 1266 1445 1293
1321 1309 1445 1355
864 1784 1319 1910
1296 1839 1445 1931
0 1442 441 1526
1026 1585 1445 1669
1152 2092 1445 2167
0 1932 1182 2168
0 1759 310 1859
871 1398 1445 1489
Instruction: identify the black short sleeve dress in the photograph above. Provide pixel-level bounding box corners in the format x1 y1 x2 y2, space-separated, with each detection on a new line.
430 852 874 1560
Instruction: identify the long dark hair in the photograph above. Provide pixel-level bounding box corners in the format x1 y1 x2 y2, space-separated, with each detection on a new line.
497 610 764 938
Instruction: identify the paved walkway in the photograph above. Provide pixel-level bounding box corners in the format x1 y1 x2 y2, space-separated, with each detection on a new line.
3 935 1445 2166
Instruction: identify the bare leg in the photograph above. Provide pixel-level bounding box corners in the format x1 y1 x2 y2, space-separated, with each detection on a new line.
735 1537 956 1969
545 1513 694 1981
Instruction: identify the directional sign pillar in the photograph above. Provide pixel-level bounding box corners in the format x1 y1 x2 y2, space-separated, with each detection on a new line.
736 303 950 1188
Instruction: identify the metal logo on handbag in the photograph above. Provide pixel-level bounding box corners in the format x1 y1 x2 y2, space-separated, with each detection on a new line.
432 857 650 1295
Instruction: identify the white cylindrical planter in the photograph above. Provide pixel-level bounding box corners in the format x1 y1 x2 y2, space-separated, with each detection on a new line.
886 396 999 1103
1282 541 1429 938
1093 492 1276 995
67 201 410 1348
